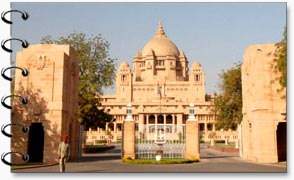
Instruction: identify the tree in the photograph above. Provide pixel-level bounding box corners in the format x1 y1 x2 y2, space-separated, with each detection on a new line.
274 27 287 91
41 33 116 129
212 63 242 130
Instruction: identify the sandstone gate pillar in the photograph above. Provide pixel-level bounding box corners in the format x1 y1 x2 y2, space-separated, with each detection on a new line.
185 103 200 159
241 44 286 163
122 104 135 159
12 44 79 164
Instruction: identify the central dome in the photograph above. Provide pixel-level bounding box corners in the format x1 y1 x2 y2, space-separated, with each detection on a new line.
142 23 180 57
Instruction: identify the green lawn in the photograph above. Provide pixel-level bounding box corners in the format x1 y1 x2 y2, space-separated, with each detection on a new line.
201 142 236 148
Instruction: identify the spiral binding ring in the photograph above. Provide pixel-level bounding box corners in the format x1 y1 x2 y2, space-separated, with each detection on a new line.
1 9 31 167
1 10 29 24
1 66 29 81
1 95 28 109
1 152 29 166
1 123 29 138
1 38 29 53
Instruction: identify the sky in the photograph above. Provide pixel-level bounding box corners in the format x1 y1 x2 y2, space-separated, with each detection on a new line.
10 2 286 95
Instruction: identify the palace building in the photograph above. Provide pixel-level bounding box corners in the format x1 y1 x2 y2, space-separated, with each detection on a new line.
85 23 238 145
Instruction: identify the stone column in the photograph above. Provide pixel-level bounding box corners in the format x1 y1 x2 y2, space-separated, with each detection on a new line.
114 122 117 133
155 114 158 132
185 103 200 160
123 104 135 159
113 122 117 142
138 114 144 132
164 114 166 124
177 114 182 134
146 115 149 140
204 121 207 132
172 115 175 133
164 114 166 132
106 122 109 132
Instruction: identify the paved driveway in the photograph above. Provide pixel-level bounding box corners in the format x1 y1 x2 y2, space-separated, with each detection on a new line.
12 144 286 173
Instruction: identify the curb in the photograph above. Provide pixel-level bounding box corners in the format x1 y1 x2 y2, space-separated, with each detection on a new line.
12 163 59 170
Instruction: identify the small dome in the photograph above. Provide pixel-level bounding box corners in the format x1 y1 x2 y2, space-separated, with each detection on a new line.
191 62 202 68
142 22 180 57
119 62 130 69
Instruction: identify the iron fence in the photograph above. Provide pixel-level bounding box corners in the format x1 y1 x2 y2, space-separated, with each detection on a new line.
135 124 186 159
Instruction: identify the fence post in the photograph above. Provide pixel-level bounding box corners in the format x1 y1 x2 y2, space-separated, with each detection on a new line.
122 104 135 159
185 103 200 160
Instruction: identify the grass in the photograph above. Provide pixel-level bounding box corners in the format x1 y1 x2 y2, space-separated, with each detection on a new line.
276 161 286 166
122 157 199 164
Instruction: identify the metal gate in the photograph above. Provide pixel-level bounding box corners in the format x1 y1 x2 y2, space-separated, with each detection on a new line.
135 124 186 159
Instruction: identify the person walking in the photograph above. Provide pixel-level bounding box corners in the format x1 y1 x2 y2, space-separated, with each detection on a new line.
58 135 70 172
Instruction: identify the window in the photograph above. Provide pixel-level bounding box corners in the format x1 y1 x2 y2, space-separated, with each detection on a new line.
156 60 165 66
121 75 127 82
199 123 204 131
207 123 213 131
194 74 201 82
158 115 164 124
166 115 172 124
135 123 139 131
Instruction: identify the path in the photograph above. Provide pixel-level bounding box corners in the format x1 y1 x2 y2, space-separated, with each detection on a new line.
12 144 286 173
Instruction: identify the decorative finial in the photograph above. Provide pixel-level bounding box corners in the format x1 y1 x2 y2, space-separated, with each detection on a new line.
135 51 142 58
155 21 167 37
159 21 163 28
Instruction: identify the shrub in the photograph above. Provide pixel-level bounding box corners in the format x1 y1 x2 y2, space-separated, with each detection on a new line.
95 140 107 144
215 140 225 143
122 156 133 162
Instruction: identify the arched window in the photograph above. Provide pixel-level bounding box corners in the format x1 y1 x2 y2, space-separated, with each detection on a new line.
158 115 164 124
194 73 201 82
121 74 126 82
149 115 155 124
166 115 172 124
